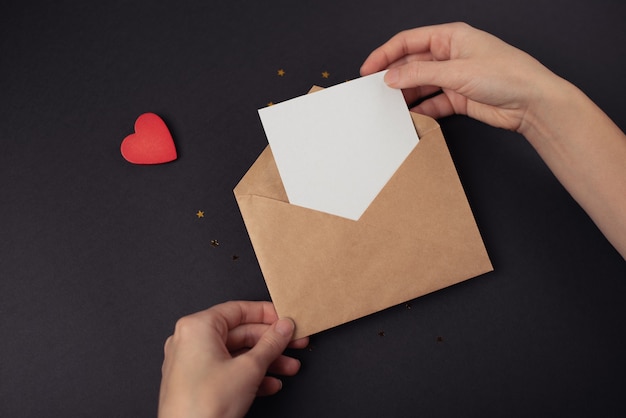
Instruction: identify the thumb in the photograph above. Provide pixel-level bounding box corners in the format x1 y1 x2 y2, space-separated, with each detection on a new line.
384 60 459 91
247 318 295 369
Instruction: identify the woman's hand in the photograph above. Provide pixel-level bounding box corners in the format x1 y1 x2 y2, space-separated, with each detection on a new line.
158 301 309 418
362 22 626 259
360 22 562 134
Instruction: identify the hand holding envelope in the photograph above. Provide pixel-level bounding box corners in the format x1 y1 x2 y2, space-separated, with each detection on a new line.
235 73 493 339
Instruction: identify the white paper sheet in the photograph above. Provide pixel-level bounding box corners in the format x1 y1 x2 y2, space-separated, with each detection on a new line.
258 71 419 220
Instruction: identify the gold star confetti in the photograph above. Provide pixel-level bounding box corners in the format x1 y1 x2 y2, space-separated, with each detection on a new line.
210 239 219 247
277 69 285 76
321 71 330 79
378 330 385 337
232 254 239 261
267 101 274 107
196 210 204 218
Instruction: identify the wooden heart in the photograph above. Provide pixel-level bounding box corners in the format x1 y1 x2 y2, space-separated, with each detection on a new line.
121 113 177 164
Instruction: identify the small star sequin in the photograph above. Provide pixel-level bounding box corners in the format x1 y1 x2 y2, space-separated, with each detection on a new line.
196 210 204 218
210 239 219 247
321 71 330 79
232 254 239 261
277 69 285 76
436 336 444 343
267 102 274 107
378 330 385 337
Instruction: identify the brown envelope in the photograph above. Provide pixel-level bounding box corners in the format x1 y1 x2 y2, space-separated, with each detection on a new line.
234 88 493 339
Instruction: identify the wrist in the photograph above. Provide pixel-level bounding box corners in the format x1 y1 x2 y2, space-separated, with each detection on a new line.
517 74 585 150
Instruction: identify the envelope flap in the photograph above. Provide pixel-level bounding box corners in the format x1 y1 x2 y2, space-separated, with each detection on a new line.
234 146 288 202
411 112 440 137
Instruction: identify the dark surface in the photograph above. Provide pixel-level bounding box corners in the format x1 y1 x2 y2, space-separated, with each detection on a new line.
1 1 625 416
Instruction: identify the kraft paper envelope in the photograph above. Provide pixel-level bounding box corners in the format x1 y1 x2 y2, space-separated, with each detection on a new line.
235 88 493 339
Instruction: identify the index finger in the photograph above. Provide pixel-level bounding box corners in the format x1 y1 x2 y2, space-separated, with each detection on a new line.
181 301 280 343
208 300 280 330
360 22 463 75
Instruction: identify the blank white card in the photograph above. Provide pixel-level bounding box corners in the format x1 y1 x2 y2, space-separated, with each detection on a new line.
258 71 419 220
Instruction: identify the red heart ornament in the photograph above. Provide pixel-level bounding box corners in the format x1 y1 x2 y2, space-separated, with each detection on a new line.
121 113 177 164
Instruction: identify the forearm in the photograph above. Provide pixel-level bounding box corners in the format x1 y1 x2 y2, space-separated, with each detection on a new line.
520 76 626 259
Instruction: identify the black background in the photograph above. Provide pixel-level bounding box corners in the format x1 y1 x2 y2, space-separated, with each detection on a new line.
1 1 625 416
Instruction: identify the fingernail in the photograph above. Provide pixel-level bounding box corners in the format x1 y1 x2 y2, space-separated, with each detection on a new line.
275 318 295 337
384 68 399 86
